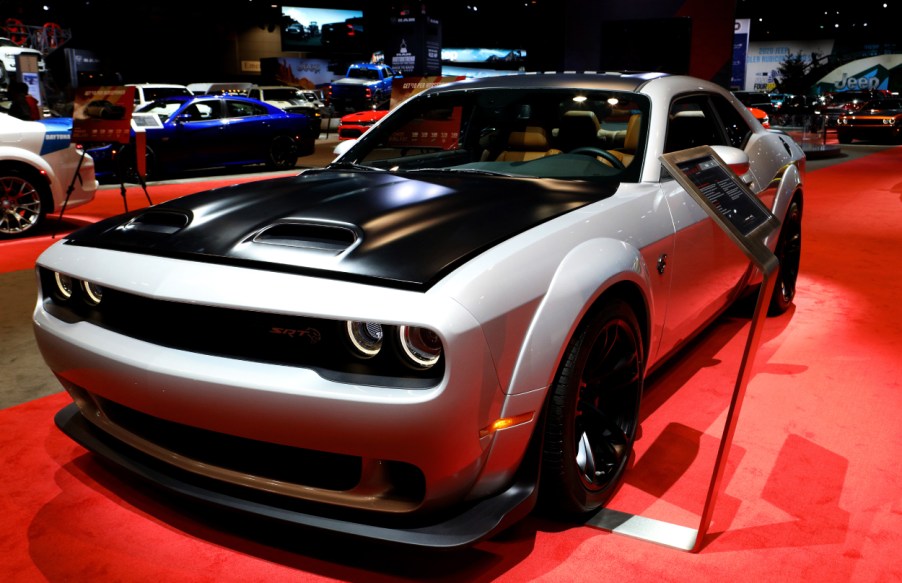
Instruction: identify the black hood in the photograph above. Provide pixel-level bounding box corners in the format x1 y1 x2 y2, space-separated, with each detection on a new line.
66 170 614 290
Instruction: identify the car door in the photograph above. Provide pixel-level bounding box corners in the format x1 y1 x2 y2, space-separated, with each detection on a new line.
219 99 273 164
654 93 755 357
165 99 227 170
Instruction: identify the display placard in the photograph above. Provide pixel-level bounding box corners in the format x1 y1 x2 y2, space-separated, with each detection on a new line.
661 145 779 267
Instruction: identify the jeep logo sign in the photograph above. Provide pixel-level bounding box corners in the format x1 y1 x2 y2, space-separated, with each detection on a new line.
835 72 881 91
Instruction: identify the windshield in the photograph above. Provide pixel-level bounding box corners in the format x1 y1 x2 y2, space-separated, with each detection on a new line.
334 88 649 182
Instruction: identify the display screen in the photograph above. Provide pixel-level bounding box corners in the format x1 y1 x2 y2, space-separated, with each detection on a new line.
280 6 364 52
676 155 771 237
132 114 163 129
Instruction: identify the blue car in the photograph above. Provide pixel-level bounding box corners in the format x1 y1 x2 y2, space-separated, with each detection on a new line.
88 95 317 180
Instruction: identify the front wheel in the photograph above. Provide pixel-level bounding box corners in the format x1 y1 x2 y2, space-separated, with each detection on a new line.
540 299 644 516
0 168 50 238
769 197 802 315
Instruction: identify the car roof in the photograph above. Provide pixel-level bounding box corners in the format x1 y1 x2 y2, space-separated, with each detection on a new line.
414 71 716 97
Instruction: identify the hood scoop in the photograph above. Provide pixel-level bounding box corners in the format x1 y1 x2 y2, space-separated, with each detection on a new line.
251 221 361 255
120 210 191 234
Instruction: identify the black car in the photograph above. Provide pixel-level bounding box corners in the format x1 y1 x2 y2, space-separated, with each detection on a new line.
815 90 888 128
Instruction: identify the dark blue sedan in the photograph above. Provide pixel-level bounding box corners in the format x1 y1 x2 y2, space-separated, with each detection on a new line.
88 95 317 180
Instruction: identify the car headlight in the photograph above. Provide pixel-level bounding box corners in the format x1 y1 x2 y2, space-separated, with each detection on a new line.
82 281 104 305
54 272 73 299
399 325 442 369
346 320 384 357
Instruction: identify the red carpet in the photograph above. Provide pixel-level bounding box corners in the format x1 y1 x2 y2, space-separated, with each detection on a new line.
2 150 901 581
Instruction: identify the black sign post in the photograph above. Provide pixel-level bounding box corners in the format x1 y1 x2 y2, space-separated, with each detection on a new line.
587 146 780 552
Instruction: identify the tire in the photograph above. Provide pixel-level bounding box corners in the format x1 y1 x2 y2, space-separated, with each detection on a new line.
540 299 644 516
769 197 802 315
118 144 157 182
0 167 50 238
266 135 299 169
837 131 852 144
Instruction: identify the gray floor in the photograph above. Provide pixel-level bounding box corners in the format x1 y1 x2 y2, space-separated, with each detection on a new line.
0 141 889 410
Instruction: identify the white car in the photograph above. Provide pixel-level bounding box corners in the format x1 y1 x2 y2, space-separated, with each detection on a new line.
246 85 323 137
1 114 97 238
35 73 804 547
0 37 47 87
126 83 193 107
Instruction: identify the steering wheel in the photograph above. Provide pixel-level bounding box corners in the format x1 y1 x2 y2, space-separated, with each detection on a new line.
569 146 626 170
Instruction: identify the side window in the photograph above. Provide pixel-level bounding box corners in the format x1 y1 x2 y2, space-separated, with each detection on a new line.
664 95 724 153
711 94 753 149
226 100 267 118
195 102 219 120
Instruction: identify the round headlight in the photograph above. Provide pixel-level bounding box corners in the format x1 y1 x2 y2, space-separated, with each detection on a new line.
82 281 103 305
399 326 442 369
346 321 384 357
54 272 73 299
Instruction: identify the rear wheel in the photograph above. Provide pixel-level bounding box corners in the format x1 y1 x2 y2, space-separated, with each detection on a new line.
769 197 803 315
267 135 299 169
540 299 644 516
0 168 50 238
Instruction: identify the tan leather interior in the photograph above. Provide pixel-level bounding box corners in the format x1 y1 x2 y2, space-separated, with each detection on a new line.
496 126 562 161
610 113 641 166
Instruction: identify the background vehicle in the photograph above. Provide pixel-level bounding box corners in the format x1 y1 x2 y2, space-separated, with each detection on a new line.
0 114 96 238
87 94 316 180
836 98 902 143
0 37 46 88
328 63 397 113
733 90 776 117
771 94 816 126
245 85 323 138
337 109 388 140
815 90 887 127
126 83 193 107
187 82 254 96
36 73 804 548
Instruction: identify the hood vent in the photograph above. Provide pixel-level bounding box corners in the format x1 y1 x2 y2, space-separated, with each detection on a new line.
117 210 191 235
252 221 361 254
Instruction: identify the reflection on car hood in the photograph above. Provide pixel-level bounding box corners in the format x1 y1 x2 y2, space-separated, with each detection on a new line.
853 107 902 116
65 170 615 289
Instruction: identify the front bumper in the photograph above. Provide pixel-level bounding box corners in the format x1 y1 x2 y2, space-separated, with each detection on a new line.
56 402 540 549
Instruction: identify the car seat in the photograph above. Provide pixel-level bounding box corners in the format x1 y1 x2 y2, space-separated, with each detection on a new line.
495 126 562 162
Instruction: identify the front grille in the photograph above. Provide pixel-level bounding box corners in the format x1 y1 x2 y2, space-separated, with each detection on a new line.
847 118 891 126
99 396 363 491
40 268 443 387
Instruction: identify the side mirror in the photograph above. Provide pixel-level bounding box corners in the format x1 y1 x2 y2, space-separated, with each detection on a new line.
710 145 751 178
332 139 356 159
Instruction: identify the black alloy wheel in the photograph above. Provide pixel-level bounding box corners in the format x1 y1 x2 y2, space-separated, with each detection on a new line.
0 168 49 238
769 197 803 315
541 299 644 516
267 135 299 169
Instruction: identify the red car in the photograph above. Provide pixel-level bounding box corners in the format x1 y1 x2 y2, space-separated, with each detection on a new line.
338 109 389 140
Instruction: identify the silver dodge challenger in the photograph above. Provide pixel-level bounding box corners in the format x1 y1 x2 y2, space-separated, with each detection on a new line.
33 73 804 548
